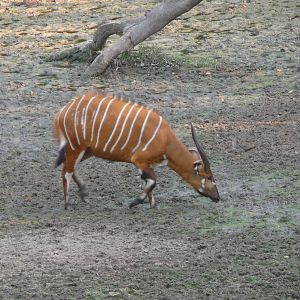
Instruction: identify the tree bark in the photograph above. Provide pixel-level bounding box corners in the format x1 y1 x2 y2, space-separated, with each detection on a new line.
48 0 203 77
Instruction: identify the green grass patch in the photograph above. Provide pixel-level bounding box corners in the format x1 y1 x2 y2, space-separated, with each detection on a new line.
119 46 217 69
174 53 217 68
247 79 275 90
174 201 299 236
192 207 254 233
250 168 300 201
84 283 142 300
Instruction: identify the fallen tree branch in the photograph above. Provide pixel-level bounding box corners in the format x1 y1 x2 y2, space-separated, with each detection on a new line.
48 0 203 77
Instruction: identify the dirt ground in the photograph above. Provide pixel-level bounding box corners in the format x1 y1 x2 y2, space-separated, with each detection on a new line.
0 0 299 299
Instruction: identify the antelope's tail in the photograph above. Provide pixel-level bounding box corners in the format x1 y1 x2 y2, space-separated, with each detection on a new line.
53 111 67 168
55 144 67 168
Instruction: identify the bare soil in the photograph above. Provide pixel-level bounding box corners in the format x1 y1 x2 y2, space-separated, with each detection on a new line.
0 0 299 299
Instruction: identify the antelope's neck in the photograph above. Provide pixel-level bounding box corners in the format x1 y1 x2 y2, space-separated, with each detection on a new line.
166 132 194 182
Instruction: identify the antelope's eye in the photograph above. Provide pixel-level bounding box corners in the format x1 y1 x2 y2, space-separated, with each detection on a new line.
207 176 213 181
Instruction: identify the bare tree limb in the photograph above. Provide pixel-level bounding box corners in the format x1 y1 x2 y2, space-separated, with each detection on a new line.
48 0 203 77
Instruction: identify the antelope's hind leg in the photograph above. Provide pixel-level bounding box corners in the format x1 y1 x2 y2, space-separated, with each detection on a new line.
72 172 88 202
73 147 93 202
61 149 86 209
62 170 72 210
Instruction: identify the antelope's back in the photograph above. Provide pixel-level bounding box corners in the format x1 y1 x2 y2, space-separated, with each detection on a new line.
55 92 169 162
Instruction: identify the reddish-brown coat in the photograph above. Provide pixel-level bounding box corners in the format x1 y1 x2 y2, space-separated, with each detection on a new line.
53 91 220 209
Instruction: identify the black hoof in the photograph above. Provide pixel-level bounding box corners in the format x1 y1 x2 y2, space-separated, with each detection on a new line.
64 202 77 210
79 187 88 201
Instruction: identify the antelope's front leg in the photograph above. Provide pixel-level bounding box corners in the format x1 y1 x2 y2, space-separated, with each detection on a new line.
147 191 156 208
129 167 156 209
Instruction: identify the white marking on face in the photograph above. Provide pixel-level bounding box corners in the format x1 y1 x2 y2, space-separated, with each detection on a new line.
163 154 167 160
199 188 204 193
120 106 144 151
142 115 162 151
95 98 116 148
132 109 153 153
110 103 137 153
74 95 86 145
63 100 77 150
201 178 205 187
83 95 98 140
103 101 130 152
91 96 108 142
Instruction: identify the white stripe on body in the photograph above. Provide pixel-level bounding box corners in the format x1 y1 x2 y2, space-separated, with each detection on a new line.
95 98 116 148
74 95 86 145
81 107 86 127
91 96 108 142
131 109 153 153
120 106 144 151
110 103 137 153
63 99 77 150
142 116 162 151
103 101 131 152
83 95 98 140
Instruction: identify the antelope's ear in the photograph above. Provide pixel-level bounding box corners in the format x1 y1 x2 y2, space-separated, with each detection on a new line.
188 148 201 161
193 160 203 175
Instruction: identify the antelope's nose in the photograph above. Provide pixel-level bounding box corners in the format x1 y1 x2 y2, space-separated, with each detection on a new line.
211 196 220 203
211 189 220 202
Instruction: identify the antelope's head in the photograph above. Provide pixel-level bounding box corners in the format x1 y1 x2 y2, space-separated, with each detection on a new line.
189 124 220 202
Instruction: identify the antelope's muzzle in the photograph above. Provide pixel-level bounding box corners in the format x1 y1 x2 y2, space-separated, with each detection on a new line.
210 187 220 202
197 187 220 203
211 195 220 202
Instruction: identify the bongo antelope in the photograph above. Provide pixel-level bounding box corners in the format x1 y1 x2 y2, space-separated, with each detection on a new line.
53 91 220 209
